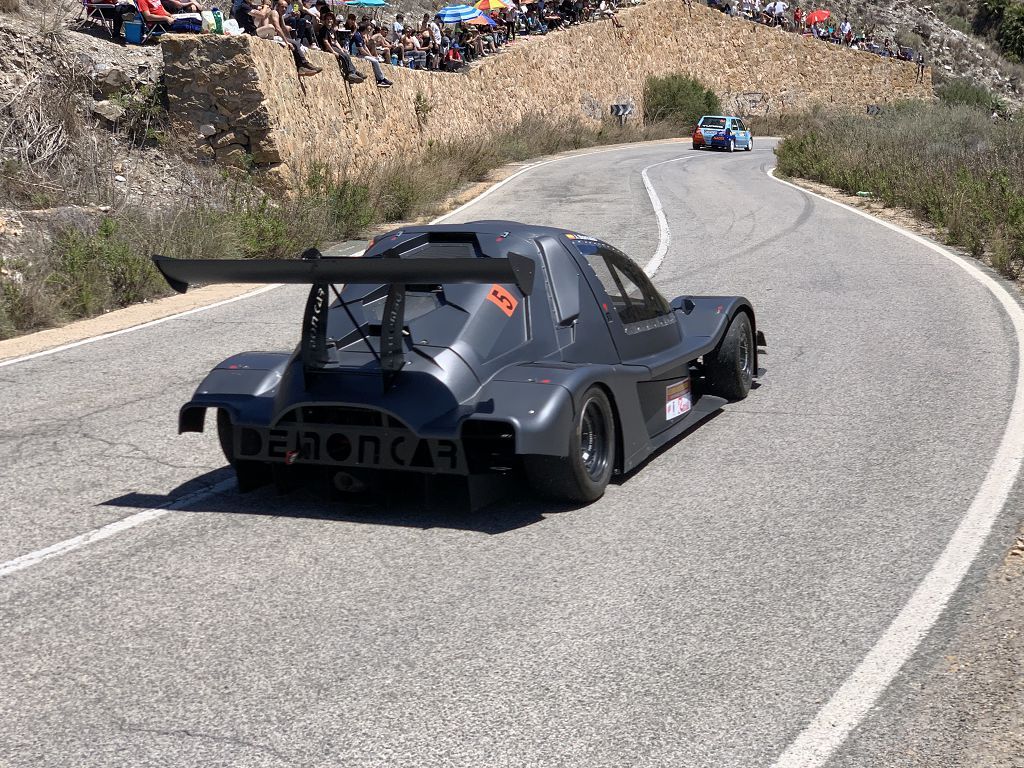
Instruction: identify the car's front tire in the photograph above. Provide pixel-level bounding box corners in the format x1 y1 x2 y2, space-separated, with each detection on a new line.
746 137 753 152
692 142 701 150
703 313 754 401
524 386 616 503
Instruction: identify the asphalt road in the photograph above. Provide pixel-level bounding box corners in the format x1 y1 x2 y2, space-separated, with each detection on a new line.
1 141 1022 767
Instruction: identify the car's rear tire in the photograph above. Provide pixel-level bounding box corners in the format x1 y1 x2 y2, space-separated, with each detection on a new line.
524 386 616 503
217 409 268 492
703 313 754 401
728 138 736 153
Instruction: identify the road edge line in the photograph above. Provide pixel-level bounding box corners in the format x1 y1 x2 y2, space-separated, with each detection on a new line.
0 480 236 579
767 167 1024 768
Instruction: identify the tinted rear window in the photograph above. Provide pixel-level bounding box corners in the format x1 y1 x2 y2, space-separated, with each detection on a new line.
699 117 727 129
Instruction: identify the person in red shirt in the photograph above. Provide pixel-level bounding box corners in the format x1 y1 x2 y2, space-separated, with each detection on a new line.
136 0 173 26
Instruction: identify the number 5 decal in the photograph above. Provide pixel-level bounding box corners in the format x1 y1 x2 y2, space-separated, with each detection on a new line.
486 284 518 317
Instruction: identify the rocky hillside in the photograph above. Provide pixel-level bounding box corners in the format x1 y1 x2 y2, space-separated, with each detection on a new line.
840 0 1022 103
396 0 1022 104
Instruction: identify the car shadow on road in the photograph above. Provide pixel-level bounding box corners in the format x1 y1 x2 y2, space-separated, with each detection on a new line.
102 469 578 535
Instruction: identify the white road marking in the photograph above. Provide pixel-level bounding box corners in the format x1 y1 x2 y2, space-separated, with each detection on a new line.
768 168 1024 768
0 141 689 579
431 139 685 226
639 156 695 276
0 480 236 578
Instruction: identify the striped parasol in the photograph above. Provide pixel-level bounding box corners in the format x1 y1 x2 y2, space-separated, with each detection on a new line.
437 4 483 22
474 0 507 10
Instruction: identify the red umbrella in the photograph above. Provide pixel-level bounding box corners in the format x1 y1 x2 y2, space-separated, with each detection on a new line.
805 9 830 25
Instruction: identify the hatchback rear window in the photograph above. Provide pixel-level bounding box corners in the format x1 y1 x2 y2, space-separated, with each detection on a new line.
699 117 727 129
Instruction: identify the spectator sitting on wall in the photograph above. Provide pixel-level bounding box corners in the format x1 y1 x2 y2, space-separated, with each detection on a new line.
280 0 317 47
598 0 624 27
353 22 394 87
247 0 322 74
317 11 367 82
400 26 425 67
371 23 398 64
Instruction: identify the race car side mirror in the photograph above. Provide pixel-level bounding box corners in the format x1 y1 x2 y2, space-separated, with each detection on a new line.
671 296 695 314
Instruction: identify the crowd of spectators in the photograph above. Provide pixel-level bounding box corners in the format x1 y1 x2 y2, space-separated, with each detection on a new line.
86 0 923 88
84 0 634 83
704 0 927 69
231 0 635 81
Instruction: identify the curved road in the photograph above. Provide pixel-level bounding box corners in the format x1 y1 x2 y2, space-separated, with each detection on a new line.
1 141 1021 767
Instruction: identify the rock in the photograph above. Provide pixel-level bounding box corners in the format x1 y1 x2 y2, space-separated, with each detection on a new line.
114 175 127 183
91 100 126 123
214 143 249 167
94 67 130 98
196 143 216 163
212 130 246 149
198 123 218 137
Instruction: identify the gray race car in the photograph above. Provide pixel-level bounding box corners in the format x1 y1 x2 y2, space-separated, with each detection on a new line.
154 221 764 504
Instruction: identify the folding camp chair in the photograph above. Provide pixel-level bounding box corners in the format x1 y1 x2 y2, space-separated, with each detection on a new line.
74 0 117 37
123 1 168 45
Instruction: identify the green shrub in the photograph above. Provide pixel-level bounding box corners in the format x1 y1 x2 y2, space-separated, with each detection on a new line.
775 103 1024 279
49 218 164 316
998 2 1024 60
974 0 1011 35
937 77 1004 112
643 74 721 130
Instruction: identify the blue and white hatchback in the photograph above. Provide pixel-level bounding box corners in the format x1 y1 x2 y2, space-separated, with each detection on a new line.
692 115 753 152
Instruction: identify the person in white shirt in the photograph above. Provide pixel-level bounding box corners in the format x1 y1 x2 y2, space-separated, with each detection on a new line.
428 14 441 46
839 17 852 41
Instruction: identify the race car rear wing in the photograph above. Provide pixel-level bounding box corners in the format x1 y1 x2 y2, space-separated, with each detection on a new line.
151 251 536 296
152 247 536 388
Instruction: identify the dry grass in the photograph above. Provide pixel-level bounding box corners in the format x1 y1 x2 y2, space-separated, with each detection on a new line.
0 114 679 339
775 102 1024 279
0 0 21 12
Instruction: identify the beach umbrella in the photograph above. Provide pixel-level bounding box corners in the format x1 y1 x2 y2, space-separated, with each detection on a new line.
437 4 483 22
474 0 507 9
466 12 496 24
345 0 387 6
804 9 829 24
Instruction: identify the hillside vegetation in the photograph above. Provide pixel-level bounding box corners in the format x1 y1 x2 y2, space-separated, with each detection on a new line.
775 97 1023 279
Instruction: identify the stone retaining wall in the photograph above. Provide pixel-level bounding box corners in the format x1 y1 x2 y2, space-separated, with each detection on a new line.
162 0 931 183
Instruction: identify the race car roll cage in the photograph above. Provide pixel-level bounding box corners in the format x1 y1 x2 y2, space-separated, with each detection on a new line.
153 232 537 389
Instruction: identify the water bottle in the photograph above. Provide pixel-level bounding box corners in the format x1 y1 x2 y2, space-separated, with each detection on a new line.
212 6 224 34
